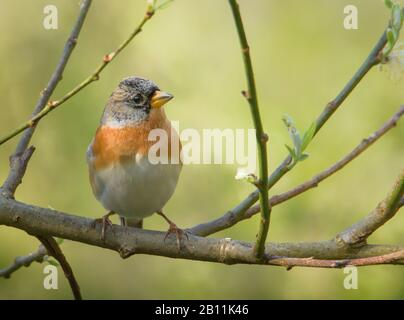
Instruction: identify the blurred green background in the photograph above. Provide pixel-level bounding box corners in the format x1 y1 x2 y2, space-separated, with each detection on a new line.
0 0 403 299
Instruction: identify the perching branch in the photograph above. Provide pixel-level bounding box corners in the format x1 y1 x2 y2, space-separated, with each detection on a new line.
0 2 160 147
190 106 404 236
0 245 46 278
0 195 403 268
228 0 271 259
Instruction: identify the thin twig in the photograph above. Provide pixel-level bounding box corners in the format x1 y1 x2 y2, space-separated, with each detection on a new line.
0 3 160 147
0 245 47 278
1 146 35 199
266 250 404 269
337 171 404 246
228 0 271 259
189 106 404 236
36 236 82 300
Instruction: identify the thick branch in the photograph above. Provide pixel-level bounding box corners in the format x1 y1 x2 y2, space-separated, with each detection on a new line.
0 245 46 278
228 0 271 258
337 171 404 246
190 106 403 236
0 196 403 268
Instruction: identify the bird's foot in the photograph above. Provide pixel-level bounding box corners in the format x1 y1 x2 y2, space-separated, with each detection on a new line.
157 211 189 250
92 211 115 240
164 222 190 250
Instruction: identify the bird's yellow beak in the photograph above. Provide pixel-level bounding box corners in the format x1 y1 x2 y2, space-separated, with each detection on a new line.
150 90 173 109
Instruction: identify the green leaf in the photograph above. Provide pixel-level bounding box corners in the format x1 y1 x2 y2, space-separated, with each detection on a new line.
55 238 64 245
282 114 294 128
301 122 316 152
384 0 394 9
46 258 59 267
392 4 403 31
292 130 301 155
246 175 258 185
389 27 398 44
383 28 396 56
285 144 297 162
155 0 174 10
299 153 309 162
282 114 302 156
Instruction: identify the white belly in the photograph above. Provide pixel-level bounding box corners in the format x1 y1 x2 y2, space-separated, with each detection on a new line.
92 156 181 219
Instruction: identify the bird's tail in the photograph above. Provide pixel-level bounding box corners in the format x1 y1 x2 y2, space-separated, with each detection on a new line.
121 217 143 229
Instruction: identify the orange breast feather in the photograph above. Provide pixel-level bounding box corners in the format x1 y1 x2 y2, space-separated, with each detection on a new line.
92 112 181 169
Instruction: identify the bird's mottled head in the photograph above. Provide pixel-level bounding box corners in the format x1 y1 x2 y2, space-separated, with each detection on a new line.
102 76 173 125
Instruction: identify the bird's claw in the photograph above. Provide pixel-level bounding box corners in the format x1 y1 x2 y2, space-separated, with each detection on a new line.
164 222 190 250
93 214 113 240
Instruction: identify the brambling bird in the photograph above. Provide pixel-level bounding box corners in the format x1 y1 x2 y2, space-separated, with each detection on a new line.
87 76 186 247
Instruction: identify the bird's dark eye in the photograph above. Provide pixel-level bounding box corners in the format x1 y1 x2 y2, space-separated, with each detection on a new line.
132 94 143 104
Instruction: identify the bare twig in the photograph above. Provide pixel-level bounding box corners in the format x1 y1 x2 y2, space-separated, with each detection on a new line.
0 2 161 147
36 236 82 300
337 171 404 246
0 196 403 268
0 245 46 278
228 0 271 258
267 250 404 268
1 146 35 199
189 106 404 236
